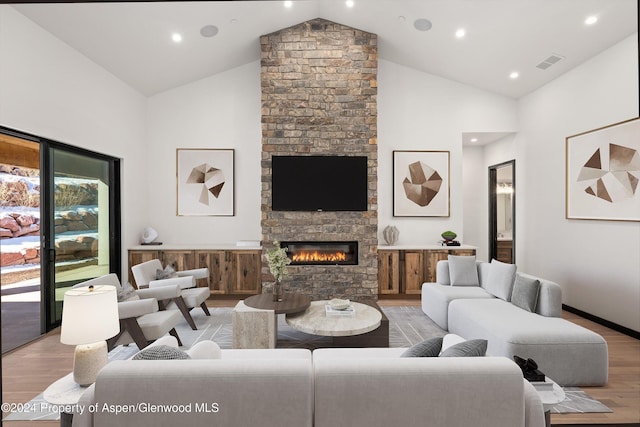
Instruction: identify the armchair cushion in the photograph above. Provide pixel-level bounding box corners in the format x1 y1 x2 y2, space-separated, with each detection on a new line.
136 284 181 301
117 298 158 319
177 267 209 280
149 275 195 290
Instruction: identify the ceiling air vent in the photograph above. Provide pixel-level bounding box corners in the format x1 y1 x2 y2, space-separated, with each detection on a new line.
536 54 565 70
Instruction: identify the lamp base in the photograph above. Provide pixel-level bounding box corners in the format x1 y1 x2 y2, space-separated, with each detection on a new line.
73 341 108 386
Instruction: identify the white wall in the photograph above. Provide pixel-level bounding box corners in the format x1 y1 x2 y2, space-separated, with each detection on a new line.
517 34 639 332
461 145 486 259
0 6 148 280
145 61 262 244
377 59 518 246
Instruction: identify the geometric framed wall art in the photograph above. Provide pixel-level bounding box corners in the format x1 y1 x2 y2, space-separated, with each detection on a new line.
393 150 450 217
566 117 639 221
176 148 235 216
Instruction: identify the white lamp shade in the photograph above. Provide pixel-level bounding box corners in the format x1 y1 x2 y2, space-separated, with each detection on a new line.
61 285 120 345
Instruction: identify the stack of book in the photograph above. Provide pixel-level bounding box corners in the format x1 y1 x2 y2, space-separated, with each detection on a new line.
325 304 356 317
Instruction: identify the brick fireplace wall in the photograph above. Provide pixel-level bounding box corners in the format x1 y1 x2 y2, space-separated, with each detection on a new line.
260 19 378 300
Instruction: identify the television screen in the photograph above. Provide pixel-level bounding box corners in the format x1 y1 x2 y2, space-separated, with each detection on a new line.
272 155 368 211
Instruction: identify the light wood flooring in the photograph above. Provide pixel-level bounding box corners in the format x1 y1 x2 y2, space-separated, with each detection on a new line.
2 299 638 427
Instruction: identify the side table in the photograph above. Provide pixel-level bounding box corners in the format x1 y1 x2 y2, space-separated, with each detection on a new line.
532 377 565 427
43 373 90 427
240 292 311 348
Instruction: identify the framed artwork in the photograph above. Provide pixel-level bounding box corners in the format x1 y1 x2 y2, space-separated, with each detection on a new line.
393 150 450 217
176 148 235 216
566 117 640 221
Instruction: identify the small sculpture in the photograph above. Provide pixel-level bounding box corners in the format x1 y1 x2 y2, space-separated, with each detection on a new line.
141 227 160 245
383 225 399 245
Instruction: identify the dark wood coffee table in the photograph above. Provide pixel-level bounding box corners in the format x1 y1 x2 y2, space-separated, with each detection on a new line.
244 292 311 315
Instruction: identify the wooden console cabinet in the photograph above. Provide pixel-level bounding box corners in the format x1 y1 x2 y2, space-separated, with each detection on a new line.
378 246 476 296
128 245 262 296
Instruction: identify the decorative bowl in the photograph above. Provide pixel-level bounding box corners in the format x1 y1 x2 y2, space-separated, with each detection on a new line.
328 298 351 310
441 230 457 241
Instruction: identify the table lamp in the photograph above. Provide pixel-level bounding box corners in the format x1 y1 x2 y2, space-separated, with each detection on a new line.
60 284 120 386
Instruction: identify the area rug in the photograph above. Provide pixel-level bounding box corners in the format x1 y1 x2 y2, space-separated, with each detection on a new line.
4 306 611 421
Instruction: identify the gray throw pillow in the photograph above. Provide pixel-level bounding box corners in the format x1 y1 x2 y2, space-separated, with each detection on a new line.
401 337 443 357
511 275 541 313
133 345 191 360
448 255 479 286
439 339 487 357
117 281 139 302
485 259 517 300
156 265 176 280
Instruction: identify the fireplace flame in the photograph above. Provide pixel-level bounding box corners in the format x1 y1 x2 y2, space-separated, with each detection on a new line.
292 250 347 263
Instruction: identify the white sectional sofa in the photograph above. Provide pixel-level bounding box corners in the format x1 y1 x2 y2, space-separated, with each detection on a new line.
422 259 608 386
73 341 545 427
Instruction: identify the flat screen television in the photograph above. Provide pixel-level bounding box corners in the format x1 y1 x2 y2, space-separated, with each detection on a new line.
272 155 368 211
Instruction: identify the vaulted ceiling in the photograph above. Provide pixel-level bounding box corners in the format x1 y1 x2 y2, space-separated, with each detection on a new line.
11 0 638 98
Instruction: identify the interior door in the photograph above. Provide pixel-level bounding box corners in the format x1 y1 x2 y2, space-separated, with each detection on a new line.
42 145 120 329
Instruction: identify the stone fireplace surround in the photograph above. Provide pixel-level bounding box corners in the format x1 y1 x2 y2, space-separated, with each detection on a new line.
260 18 378 300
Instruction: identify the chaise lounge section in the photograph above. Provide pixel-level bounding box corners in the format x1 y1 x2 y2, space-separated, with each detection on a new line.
422 259 608 386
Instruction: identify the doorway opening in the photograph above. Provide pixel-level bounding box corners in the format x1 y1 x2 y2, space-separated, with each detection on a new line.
1 127 121 353
489 160 515 264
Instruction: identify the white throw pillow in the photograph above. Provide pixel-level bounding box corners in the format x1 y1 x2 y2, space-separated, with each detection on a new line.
186 340 222 360
448 255 479 286
439 333 466 355
485 259 517 300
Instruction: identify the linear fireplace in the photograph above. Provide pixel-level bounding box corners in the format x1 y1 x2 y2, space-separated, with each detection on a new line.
281 241 358 266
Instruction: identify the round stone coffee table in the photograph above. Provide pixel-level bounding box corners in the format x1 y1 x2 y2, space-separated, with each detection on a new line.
286 300 382 336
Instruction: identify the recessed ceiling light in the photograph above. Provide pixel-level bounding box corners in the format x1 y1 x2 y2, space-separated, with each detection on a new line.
171 33 182 43
200 25 219 38
455 28 466 38
346 0 354 8
470 138 478 143
585 15 598 25
414 18 433 32
509 71 519 79
284 1 293 8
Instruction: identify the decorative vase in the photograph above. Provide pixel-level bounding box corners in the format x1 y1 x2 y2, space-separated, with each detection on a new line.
383 225 399 245
272 281 283 302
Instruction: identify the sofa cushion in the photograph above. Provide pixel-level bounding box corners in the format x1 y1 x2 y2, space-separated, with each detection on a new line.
133 345 191 360
400 337 443 357
440 339 488 357
485 259 517 300
448 255 479 286
511 276 541 312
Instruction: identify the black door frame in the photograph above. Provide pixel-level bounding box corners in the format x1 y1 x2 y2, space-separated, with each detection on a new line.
0 125 121 333
488 159 515 263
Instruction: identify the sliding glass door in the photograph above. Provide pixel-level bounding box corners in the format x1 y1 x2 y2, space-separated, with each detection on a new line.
2 126 121 345
42 145 121 329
